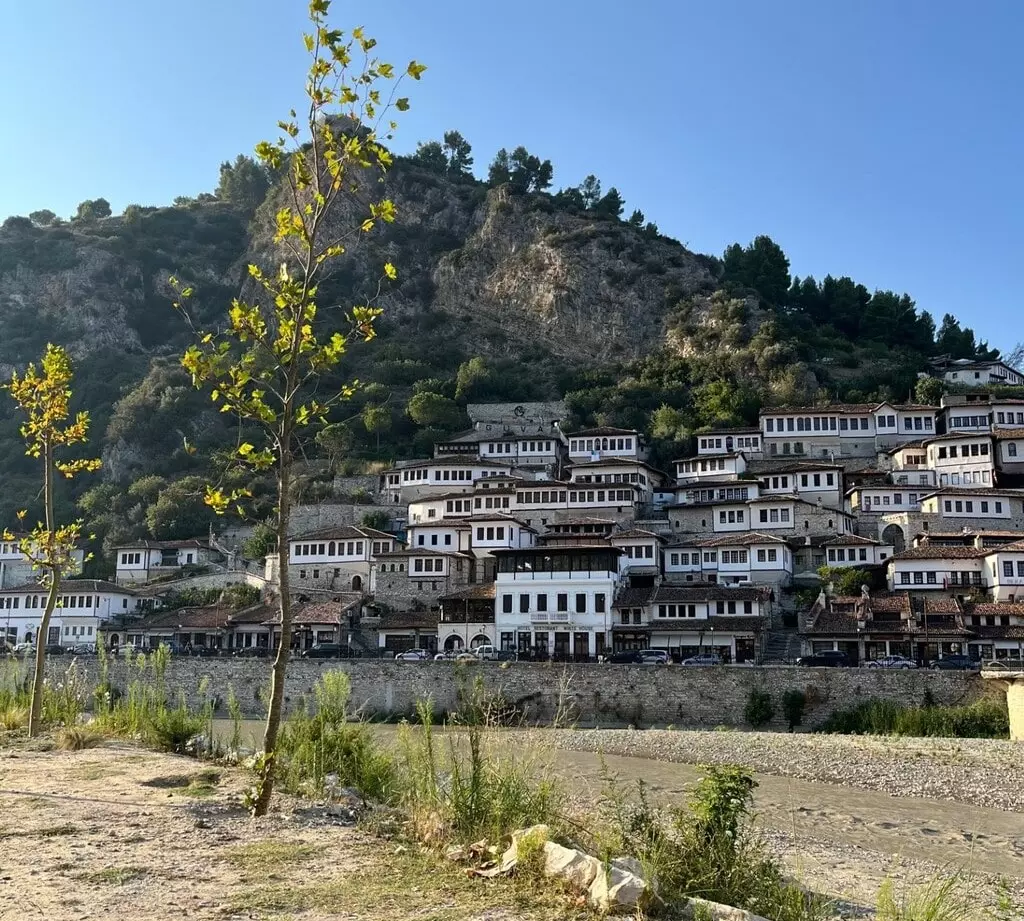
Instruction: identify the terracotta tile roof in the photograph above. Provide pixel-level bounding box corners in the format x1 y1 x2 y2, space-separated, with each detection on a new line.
380 611 440 630
695 532 788 547
983 540 1024 554
0 579 135 595
112 538 211 551
923 596 963 613
409 518 473 530
893 546 984 560
546 516 617 527
568 426 641 437
439 583 497 602
292 525 395 542
375 548 474 558
610 528 667 542
971 625 1024 639
613 587 657 608
868 593 913 614
651 585 765 603
822 534 883 546
923 487 1024 497
992 428 1024 439
132 606 232 630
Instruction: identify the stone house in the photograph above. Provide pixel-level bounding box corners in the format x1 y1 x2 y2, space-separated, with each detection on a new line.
287 525 398 594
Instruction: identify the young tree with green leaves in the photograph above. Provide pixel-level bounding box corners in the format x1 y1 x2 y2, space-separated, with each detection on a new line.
4 344 100 737
173 0 424 816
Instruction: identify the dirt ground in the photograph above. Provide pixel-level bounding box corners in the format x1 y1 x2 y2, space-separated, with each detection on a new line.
1 736 1021 920
0 742 567 921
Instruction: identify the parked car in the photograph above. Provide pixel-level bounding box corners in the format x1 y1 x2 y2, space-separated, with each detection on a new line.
638 649 670 665
395 649 430 661
681 653 723 667
982 658 1024 671
13 643 36 657
929 655 978 671
454 651 479 663
796 650 850 667
301 643 360 659
230 645 270 658
473 644 501 661
44 644 67 656
865 654 916 669
604 651 642 664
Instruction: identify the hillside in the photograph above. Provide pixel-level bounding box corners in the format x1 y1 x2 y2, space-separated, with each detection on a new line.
0 150 1001 566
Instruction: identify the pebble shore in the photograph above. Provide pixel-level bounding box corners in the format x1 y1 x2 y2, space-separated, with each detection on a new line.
554 729 1024 812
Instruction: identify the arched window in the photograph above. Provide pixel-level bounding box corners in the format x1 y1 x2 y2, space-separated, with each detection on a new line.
602 437 609 450
351 575 363 592
329 541 336 555
828 519 834 529
1010 443 1018 457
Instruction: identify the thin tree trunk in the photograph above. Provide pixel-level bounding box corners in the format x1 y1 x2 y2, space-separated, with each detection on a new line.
253 438 294 816
28 440 57 738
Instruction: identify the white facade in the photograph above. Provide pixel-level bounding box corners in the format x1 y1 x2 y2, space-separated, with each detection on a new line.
849 486 926 514
493 544 620 659
566 428 645 462
675 454 746 483
984 543 1024 602
992 403 1024 428
0 580 140 647
925 434 995 487
888 551 985 592
609 530 663 574
823 537 893 568
664 533 791 585
407 522 471 553
113 540 213 586
939 360 1023 387
288 527 396 592
920 490 1017 520
674 481 759 506
696 430 762 456
0 539 85 589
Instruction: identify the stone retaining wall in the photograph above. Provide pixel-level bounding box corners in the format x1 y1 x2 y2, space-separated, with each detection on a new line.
47 659 1002 729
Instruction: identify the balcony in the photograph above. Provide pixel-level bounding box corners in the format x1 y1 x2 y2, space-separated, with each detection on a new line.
529 611 571 623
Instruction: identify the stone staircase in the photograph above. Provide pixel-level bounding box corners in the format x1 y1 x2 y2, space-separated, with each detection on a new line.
762 627 801 664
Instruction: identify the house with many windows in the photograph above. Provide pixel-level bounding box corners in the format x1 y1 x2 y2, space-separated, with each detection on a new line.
613 584 768 663
923 433 995 487
112 539 217 586
695 427 763 457
663 532 791 586
930 358 1024 388
0 580 141 647
566 427 647 463
493 537 620 661
287 526 398 593
0 536 85 589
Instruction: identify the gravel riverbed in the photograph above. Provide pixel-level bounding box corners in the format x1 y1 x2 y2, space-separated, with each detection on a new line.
552 729 1024 813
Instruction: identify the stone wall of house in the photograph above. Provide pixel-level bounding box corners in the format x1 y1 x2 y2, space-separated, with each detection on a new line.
289 501 403 536
877 510 1024 548
372 566 471 612
288 565 369 594
54 658 1002 729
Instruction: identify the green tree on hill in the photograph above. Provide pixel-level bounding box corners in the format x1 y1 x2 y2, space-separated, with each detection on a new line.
74 198 111 221
216 154 270 214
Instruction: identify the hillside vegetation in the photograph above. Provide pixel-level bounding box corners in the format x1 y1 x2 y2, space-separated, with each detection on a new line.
0 139 1000 572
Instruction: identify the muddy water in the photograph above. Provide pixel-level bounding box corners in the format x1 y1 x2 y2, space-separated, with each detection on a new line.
213 721 1024 889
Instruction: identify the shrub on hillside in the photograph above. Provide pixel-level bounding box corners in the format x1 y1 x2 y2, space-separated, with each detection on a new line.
743 689 774 728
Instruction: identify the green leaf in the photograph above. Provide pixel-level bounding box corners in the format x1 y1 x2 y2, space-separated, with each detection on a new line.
238 443 255 456
406 61 427 80
384 262 397 280
395 97 410 112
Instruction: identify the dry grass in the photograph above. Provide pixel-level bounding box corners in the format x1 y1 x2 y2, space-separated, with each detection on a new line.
0 703 28 730
56 726 104 750
227 843 587 920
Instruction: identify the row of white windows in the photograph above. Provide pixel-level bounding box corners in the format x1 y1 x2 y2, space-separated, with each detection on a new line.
623 545 655 559
938 471 991 486
669 548 779 564
687 487 750 503
996 412 1024 424
575 472 647 484
501 593 607 613
679 458 730 473
0 595 117 610
63 625 94 636
569 437 634 452
517 489 635 504
949 415 991 428
292 541 366 558
1000 561 1024 578
757 508 792 523
943 499 1003 514
933 443 989 459
698 436 760 450
486 441 553 453
827 547 873 562
765 416 933 433
898 571 982 585
862 494 919 508
658 600 754 617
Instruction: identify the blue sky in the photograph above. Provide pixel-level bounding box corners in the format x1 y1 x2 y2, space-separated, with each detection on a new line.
2 0 1021 348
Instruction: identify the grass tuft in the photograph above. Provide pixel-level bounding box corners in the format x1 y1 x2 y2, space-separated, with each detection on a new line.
57 726 103 750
